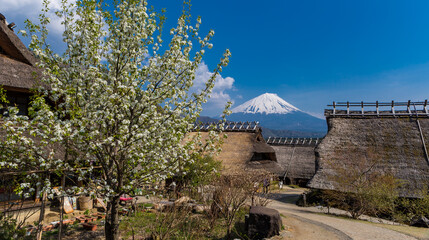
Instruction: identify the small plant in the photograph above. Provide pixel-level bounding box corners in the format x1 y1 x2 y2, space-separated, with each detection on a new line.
84 209 90 216
212 174 251 238
0 213 27 240
143 203 154 209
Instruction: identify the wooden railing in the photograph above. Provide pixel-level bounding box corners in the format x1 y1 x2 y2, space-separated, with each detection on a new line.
193 121 260 132
326 100 429 117
266 137 322 146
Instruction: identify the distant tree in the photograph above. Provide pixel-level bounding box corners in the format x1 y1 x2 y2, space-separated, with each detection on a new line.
0 0 230 239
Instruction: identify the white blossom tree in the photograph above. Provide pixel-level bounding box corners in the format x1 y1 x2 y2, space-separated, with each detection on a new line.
0 0 230 239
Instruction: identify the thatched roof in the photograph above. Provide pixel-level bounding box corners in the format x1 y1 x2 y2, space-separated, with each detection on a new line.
269 142 317 184
186 130 282 175
0 13 39 92
0 15 36 66
308 114 429 198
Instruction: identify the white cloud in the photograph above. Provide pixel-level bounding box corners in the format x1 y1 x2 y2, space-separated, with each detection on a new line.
0 0 72 37
193 62 235 116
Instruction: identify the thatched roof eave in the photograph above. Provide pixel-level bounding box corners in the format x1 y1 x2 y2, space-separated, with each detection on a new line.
0 15 37 66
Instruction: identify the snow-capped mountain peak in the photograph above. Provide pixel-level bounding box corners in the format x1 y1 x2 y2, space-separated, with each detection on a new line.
231 93 300 114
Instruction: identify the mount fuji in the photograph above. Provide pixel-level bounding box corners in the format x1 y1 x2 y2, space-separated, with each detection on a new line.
226 93 327 135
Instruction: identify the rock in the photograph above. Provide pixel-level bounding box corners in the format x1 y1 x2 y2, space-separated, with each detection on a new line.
192 204 206 213
174 196 192 205
154 201 174 211
410 216 429 228
247 206 282 239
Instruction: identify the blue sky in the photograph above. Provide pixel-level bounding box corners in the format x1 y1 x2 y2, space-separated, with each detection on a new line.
2 0 429 118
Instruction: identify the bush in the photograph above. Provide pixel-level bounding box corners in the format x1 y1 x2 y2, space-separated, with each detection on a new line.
0 214 27 240
321 148 400 219
394 188 429 224
317 174 399 219
209 170 272 239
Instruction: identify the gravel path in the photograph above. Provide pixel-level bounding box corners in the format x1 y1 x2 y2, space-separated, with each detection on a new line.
268 189 419 240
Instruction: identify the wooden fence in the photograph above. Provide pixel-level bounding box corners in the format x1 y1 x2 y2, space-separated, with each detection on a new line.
193 121 260 132
266 137 322 146
326 100 429 117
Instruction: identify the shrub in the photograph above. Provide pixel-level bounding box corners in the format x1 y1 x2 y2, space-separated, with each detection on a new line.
0 214 27 240
321 148 400 219
394 188 429 224
210 170 272 239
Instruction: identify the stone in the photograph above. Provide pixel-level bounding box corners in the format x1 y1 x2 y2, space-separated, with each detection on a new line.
192 204 206 213
174 196 192 205
154 201 174 211
247 206 282 239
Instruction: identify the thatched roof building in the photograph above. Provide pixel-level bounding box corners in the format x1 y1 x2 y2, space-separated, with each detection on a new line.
0 13 39 116
267 137 322 186
189 122 283 175
308 101 429 198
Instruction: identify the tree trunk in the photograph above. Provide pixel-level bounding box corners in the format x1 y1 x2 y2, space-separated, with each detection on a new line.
58 174 66 240
36 191 47 240
105 196 120 240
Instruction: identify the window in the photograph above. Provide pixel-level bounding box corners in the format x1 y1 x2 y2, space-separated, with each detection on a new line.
1 92 30 116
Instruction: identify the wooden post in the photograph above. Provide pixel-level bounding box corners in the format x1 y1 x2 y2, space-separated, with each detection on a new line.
347 101 350 115
417 119 429 166
412 102 429 165
333 101 336 116
391 100 395 115
425 100 428 116
58 174 66 240
407 100 411 114
376 101 379 116
36 191 47 240
361 101 364 115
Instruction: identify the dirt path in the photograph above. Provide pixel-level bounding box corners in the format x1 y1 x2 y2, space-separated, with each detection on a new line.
274 212 350 240
268 188 422 240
